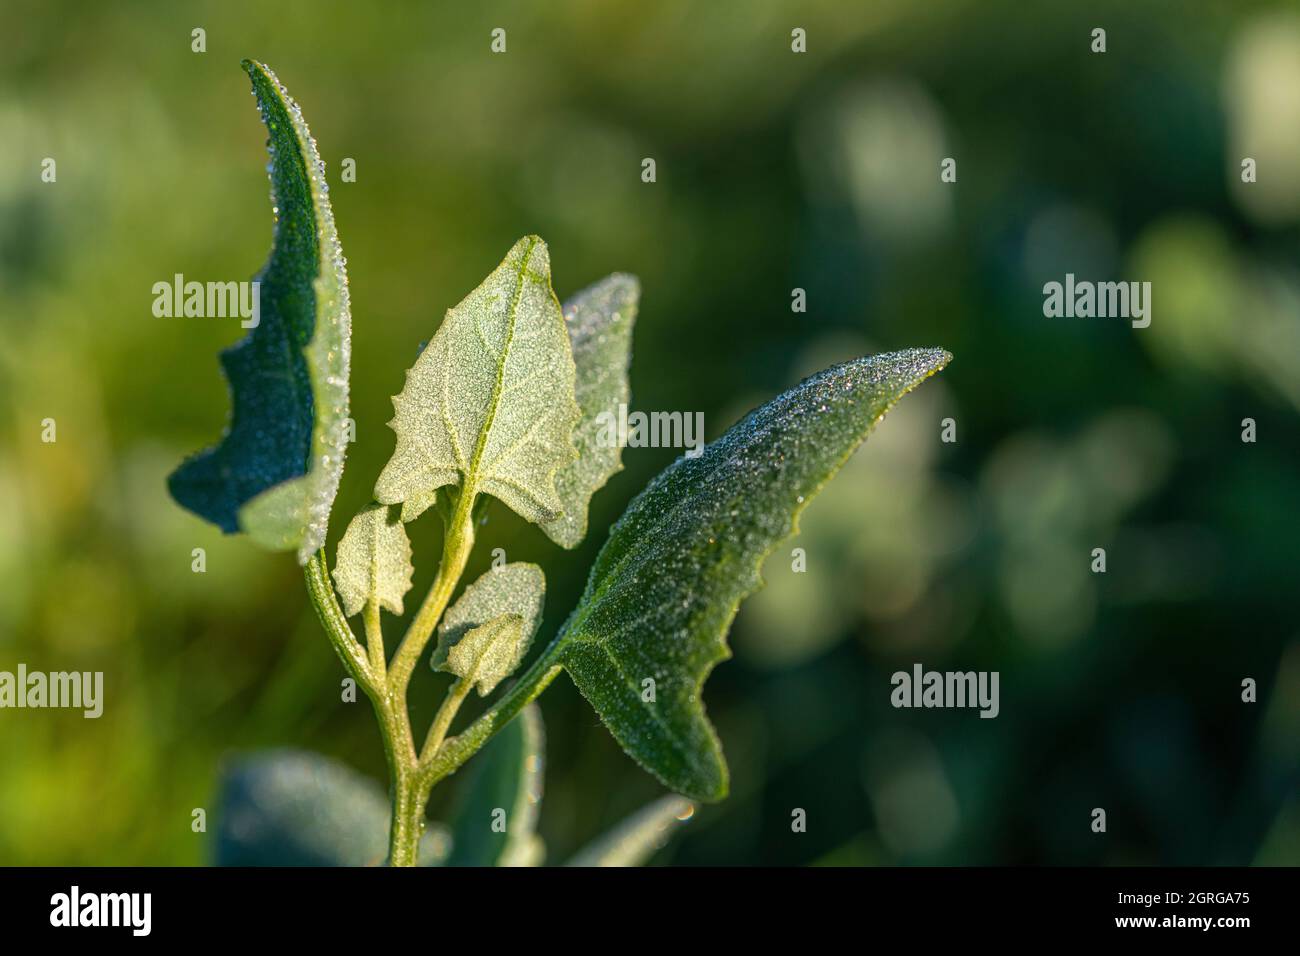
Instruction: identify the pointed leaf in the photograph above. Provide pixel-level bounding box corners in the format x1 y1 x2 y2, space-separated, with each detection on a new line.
433 562 544 675
551 348 951 800
374 236 579 529
566 795 695 867
168 60 352 563
541 274 639 548
214 749 448 866
446 705 545 867
331 504 413 617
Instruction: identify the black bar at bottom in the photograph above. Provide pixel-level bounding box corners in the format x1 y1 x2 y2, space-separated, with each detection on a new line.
0 866 1288 941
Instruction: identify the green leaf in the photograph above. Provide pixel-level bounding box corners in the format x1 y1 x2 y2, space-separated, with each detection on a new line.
551 348 951 801
566 795 695 867
541 274 639 548
331 504 413 617
374 236 580 529
434 613 527 696
399 487 440 524
168 60 352 564
434 561 545 665
446 705 545 866
214 749 448 866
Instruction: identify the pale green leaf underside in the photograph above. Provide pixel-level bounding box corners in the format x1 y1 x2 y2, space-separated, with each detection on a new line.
169 60 351 564
433 562 545 685
541 274 639 548
446 705 545 866
435 614 526 696
566 795 695 867
551 348 951 801
374 236 579 528
331 504 413 617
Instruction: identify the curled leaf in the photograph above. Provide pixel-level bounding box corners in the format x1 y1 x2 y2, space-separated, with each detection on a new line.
433 562 545 675
435 614 527 696
169 60 351 564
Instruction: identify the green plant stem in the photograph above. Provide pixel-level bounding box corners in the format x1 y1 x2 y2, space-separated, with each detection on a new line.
304 490 556 867
387 761 424 867
389 493 476 691
420 677 472 764
304 551 371 688
379 490 478 866
420 645 563 789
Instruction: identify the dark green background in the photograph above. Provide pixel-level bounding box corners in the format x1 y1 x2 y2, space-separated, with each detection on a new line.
1 0 1296 865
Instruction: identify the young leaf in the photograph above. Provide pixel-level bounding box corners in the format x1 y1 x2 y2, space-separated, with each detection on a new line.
168 60 352 564
214 749 448 866
550 348 951 801
374 236 580 529
540 274 639 548
566 795 695 867
446 704 545 867
331 504 413 617
434 614 527 696
435 561 545 658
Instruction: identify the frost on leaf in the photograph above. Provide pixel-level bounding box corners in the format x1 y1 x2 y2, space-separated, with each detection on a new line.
374 236 580 528
168 60 351 564
434 614 526 696
552 348 951 801
331 504 414 617
433 562 544 683
540 274 638 548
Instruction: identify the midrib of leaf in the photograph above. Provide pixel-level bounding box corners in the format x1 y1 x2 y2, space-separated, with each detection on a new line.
460 235 537 507
366 517 381 605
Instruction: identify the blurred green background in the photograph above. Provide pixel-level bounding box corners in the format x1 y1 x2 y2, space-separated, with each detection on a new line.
1 0 1298 865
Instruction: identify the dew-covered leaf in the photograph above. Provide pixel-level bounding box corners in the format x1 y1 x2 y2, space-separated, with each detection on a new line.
399 486 440 524
331 503 413 617
541 274 639 548
168 60 351 564
551 348 951 800
432 562 544 679
374 236 579 530
446 704 545 867
566 795 695 867
214 749 448 866
435 614 527 696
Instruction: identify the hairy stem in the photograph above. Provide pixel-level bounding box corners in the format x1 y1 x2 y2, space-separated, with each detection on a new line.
420 644 564 789
305 483 555 867
388 762 424 867
304 551 371 688
390 492 476 691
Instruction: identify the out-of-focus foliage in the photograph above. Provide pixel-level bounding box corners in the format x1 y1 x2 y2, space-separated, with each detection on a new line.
0 0 1295 865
